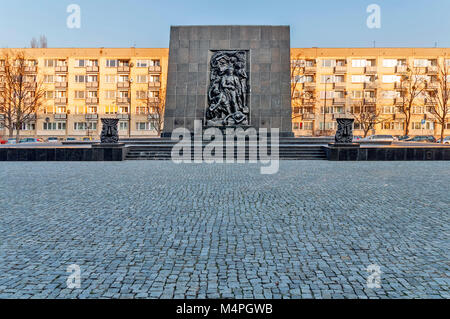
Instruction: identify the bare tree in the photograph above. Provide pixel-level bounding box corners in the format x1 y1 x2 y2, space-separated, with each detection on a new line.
30 35 47 48
350 99 387 137
30 37 38 48
290 57 316 130
423 62 450 143
0 50 45 142
39 35 48 48
396 64 428 136
147 87 165 136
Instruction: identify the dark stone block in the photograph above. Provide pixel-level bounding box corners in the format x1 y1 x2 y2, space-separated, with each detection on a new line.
0 149 6 161
415 149 424 160
359 149 368 161
376 149 386 160
393 149 405 160
443 149 450 160
367 148 377 161
7 149 18 161
386 149 394 161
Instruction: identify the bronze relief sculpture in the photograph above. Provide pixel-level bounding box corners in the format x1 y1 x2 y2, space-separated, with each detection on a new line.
206 51 249 126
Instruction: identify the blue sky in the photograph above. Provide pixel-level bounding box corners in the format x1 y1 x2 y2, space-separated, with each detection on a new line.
0 0 449 48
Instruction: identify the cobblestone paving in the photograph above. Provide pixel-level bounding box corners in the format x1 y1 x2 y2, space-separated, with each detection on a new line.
0 161 449 299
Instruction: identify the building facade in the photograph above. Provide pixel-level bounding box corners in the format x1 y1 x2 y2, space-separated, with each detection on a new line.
291 48 450 137
1 47 450 139
0 48 168 139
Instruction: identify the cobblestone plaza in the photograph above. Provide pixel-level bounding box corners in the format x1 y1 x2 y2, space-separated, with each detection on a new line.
0 161 448 299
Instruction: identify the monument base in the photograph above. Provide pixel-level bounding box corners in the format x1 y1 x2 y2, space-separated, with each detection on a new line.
92 143 125 148
328 143 360 148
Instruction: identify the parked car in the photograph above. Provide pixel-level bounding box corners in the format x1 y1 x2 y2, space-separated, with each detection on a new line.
406 136 436 143
362 135 394 142
47 137 59 143
65 137 77 141
396 135 410 141
81 136 93 141
436 136 450 144
19 137 42 144
0 138 7 144
7 138 17 144
353 135 362 142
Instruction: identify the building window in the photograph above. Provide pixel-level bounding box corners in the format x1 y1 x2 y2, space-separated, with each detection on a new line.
119 121 128 130
321 59 336 67
44 59 55 67
75 75 86 83
105 105 117 114
104 75 115 83
105 90 116 99
106 59 118 67
74 91 85 99
44 75 54 83
136 90 147 99
20 123 36 130
136 122 155 131
149 75 160 83
136 75 148 83
45 91 54 99
43 122 66 130
136 106 147 114
74 122 97 130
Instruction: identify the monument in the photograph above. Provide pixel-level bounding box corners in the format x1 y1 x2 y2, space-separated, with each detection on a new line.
162 25 293 137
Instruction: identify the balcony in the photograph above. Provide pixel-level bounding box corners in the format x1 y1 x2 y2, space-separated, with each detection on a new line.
0 82 5 88
333 98 346 105
86 97 99 104
304 66 316 74
117 66 130 73
427 66 438 74
364 98 376 105
149 66 161 73
148 81 161 88
55 66 68 73
86 66 99 73
24 82 37 89
334 66 347 74
55 82 67 89
395 65 408 74
86 82 98 88
365 66 377 74
117 97 130 104
117 82 130 88
394 98 404 106
55 98 67 105
54 113 67 120
364 82 377 90
148 97 160 103
424 99 435 106
302 113 315 120
334 82 346 90
85 114 98 120
24 66 37 73
395 82 406 90
117 114 130 120
0 113 4 120
427 82 439 90
304 82 316 89
393 112 406 119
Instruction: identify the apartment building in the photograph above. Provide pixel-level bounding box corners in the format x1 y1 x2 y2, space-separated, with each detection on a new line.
291 48 450 137
1 47 450 139
0 48 168 139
